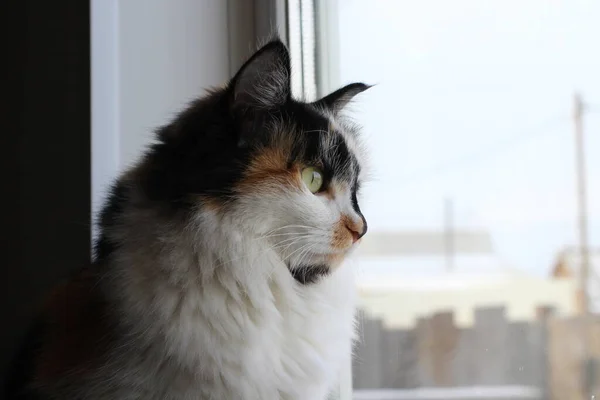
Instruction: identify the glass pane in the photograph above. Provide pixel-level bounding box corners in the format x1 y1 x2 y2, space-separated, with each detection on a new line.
311 0 600 398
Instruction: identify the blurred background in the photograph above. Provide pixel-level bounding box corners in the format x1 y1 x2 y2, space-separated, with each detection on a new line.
3 1 599 399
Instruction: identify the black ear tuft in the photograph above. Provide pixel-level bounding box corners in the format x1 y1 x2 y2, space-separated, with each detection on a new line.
230 40 291 111
313 83 372 114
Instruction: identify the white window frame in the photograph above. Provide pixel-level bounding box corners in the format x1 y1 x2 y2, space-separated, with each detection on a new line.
286 1 352 398
290 1 351 397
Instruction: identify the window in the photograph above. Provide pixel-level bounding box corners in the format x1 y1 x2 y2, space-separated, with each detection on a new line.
293 1 600 398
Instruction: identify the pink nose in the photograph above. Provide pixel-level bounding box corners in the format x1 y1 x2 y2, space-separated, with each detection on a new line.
346 224 366 243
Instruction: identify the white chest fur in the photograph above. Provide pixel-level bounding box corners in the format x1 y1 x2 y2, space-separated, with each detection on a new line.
114 230 357 400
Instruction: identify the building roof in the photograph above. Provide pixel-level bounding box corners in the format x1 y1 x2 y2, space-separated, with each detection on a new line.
352 229 519 290
356 230 493 257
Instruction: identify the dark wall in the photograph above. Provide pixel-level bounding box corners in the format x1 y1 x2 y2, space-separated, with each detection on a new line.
2 0 91 390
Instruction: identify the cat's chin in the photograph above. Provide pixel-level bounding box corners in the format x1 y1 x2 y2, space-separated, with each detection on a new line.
289 264 330 285
287 250 353 284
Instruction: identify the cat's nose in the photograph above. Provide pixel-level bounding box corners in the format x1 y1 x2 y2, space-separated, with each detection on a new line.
346 220 367 243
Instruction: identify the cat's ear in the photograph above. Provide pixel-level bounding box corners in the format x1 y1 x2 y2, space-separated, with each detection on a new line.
312 83 371 114
230 40 291 111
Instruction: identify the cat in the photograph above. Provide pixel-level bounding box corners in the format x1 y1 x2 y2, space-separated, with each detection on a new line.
6 39 369 400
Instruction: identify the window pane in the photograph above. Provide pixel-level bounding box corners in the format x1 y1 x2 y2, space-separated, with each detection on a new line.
312 0 600 398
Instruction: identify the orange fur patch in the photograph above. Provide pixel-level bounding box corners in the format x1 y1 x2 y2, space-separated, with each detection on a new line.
198 195 225 213
331 216 353 250
237 146 302 192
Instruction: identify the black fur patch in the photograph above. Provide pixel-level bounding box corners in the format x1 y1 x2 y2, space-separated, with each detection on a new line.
290 264 330 285
351 182 367 237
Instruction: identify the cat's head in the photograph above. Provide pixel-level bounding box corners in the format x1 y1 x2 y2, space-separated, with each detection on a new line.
137 40 369 283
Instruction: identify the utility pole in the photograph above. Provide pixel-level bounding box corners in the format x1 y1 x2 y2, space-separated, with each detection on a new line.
573 92 593 397
444 198 454 273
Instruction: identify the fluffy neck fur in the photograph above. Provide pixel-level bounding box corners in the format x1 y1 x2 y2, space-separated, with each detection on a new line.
96 191 357 400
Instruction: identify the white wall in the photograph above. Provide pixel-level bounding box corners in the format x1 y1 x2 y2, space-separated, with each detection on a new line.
91 0 120 232
92 0 230 231
118 0 229 168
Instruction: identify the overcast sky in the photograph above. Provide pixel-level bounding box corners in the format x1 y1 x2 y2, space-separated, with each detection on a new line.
337 0 600 275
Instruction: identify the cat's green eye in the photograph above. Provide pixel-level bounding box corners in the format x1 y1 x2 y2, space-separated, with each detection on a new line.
301 167 324 193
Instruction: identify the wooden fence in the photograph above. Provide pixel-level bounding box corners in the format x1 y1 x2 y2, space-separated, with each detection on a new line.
353 306 600 399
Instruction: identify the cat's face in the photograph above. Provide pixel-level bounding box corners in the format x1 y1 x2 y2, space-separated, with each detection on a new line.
231 106 368 282
225 42 369 282
142 40 369 283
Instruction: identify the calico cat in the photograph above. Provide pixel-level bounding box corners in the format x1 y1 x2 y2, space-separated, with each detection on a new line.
6 39 369 400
